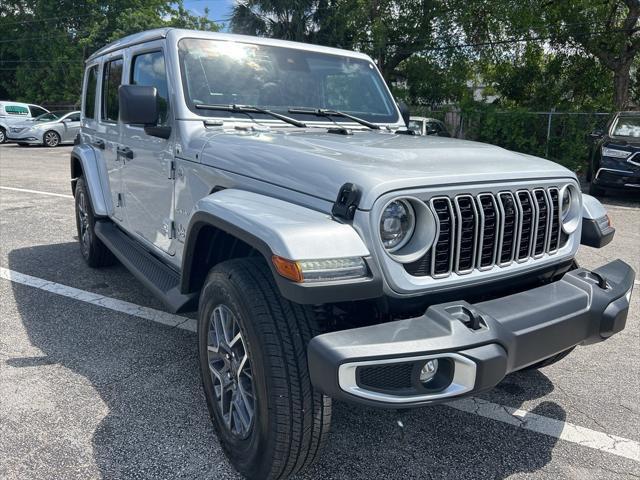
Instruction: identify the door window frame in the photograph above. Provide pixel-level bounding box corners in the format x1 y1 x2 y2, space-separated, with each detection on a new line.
100 55 124 125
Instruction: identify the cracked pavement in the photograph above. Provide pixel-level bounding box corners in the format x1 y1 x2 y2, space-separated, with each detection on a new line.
1 143 639 479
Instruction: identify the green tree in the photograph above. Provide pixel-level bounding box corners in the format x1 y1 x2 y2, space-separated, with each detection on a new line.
0 0 219 104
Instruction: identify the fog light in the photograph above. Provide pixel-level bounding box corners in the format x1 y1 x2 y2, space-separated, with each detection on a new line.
419 359 439 384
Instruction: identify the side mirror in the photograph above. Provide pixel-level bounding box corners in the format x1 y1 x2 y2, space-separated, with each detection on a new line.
119 85 170 139
396 99 411 127
119 85 159 125
588 129 605 141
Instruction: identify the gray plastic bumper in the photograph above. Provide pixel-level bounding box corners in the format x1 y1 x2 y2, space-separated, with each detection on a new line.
307 260 635 408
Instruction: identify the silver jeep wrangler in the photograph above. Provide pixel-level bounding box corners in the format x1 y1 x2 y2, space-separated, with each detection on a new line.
71 28 635 479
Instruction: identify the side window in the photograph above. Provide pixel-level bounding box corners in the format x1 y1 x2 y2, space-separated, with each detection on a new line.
68 113 81 122
84 66 98 119
101 58 123 122
4 105 29 116
131 51 169 125
29 106 48 117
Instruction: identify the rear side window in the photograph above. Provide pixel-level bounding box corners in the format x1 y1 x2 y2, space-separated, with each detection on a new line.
4 105 29 116
68 112 81 122
131 51 169 125
84 66 98 119
102 58 123 122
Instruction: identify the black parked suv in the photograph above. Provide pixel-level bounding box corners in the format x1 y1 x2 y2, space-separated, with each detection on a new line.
587 111 640 196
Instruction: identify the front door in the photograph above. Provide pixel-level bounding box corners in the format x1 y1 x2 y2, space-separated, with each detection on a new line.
121 46 175 255
60 112 81 142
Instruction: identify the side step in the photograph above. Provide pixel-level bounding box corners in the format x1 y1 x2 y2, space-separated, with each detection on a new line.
95 221 198 313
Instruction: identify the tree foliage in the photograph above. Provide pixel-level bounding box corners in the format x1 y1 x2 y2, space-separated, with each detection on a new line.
0 0 219 104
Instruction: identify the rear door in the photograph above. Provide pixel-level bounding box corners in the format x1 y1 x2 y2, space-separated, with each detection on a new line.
120 44 176 255
95 55 125 223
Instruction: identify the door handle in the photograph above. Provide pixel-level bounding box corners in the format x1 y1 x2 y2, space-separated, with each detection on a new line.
93 139 105 150
117 146 134 160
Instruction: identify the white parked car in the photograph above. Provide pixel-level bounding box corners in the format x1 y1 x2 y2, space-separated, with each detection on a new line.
8 110 81 147
0 101 50 144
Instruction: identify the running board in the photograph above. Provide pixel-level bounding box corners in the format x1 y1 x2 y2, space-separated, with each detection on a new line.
94 221 198 313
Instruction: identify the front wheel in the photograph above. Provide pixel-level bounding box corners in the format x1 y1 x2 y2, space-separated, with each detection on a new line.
198 258 331 480
0 127 6 144
43 130 61 147
74 177 115 267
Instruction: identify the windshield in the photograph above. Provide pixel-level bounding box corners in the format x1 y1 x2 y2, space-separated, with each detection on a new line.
177 38 399 124
34 111 69 122
408 120 424 133
611 115 640 138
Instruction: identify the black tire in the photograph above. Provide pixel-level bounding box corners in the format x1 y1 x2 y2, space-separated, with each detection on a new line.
74 176 115 268
43 130 61 147
522 346 576 371
589 182 605 197
198 258 331 480
0 127 6 144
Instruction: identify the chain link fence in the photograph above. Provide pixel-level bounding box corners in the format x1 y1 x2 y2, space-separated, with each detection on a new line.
410 106 611 173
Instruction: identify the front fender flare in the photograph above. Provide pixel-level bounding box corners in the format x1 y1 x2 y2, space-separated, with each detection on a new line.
70 144 112 217
181 189 382 304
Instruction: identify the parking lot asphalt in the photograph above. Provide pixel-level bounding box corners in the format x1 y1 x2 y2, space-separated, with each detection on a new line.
0 143 639 480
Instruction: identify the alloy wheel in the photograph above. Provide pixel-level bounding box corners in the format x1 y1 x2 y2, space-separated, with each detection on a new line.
44 131 60 147
207 304 255 439
0 129 5 143
77 190 91 257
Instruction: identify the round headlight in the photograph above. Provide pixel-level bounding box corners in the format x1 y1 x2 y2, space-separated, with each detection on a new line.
380 200 416 252
559 184 581 234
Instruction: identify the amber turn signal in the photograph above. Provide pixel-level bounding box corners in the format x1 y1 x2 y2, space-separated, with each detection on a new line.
272 256 304 283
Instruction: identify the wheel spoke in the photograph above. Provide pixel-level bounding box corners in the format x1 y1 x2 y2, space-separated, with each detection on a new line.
206 304 255 438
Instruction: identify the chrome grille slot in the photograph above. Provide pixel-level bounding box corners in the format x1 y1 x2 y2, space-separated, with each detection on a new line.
547 188 560 254
453 195 478 274
477 194 499 270
532 189 550 257
430 197 455 277
516 191 535 261
402 185 570 279
497 192 519 266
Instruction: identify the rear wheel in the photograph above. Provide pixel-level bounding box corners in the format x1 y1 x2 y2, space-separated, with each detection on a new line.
198 258 331 480
74 177 115 267
0 127 6 144
43 130 61 147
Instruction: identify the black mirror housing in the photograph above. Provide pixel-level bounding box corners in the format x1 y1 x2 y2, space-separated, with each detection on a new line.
119 85 159 125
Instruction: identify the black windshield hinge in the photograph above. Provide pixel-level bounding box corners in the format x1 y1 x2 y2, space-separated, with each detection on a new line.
332 183 361 221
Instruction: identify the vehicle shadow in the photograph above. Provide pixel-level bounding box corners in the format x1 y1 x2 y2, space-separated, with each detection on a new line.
7 242 564 480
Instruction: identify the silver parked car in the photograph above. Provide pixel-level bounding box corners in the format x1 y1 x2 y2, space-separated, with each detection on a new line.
8 110 81 147
71 29 634 480
0 101 49 144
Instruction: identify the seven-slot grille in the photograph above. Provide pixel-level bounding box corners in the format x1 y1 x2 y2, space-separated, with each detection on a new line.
405 187 567 278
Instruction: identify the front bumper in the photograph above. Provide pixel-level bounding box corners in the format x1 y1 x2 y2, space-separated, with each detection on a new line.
308 259 634 407
7 130 42 144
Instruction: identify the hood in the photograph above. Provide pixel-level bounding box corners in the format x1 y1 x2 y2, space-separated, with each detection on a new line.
197 128 574 209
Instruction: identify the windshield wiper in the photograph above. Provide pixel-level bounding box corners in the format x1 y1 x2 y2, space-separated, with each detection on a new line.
195 104 307 128
288 108 380 130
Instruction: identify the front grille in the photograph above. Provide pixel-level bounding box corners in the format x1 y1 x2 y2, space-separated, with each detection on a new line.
404 187 569 278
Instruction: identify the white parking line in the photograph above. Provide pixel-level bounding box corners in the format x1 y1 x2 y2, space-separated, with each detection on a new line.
0 186 73 199
1 266 639 461
0 267 196 332
449 397 640 462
